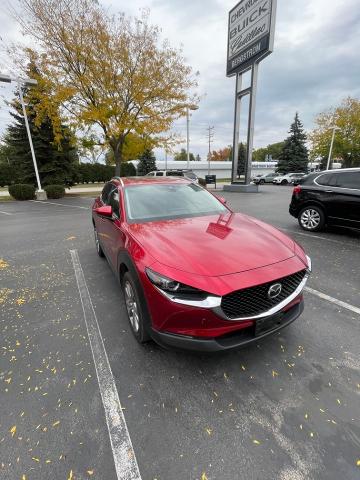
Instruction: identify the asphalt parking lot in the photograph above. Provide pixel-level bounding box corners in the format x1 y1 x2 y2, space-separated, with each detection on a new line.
0 185 359 480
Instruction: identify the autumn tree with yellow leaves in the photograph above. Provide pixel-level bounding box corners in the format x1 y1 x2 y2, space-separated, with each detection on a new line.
310 97 360 168
13 0 198 175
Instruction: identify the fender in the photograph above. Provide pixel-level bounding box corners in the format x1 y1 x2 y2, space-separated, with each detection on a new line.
116 249 153 330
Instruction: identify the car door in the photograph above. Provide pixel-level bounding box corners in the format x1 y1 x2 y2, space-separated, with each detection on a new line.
94 182 115 254
100 186 126 269
327 172 360 227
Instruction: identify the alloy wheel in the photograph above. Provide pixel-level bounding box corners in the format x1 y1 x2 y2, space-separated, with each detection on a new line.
124 281 140 332
300 209 321 230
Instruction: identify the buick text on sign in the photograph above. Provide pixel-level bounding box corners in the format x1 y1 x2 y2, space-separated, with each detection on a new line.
227 0 274 76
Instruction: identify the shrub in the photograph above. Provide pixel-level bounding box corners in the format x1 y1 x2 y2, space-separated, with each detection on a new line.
120 162 136 177
0 164 18 187
44 184 65 199
8 184 36 200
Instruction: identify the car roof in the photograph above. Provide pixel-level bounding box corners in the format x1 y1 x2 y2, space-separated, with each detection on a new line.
316 167 360 173
115 176 191 186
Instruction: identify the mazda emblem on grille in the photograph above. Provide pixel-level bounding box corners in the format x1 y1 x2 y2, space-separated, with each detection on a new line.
268 283 282 299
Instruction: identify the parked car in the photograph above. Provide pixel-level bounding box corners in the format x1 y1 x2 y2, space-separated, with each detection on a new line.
92 176 311 352
253 172 278 184
289 168 360 232
291 173 308 185
146 169 199 184
273 173 306 185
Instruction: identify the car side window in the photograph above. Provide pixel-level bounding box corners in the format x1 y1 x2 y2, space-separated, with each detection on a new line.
334 172 360 189
101 182 114 204
155 172 163 177
108 188 120 218
316 173 335 186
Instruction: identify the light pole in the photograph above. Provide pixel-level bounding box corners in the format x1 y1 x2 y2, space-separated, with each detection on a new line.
186 105 199 170
0 73 46 199
326 125 341 171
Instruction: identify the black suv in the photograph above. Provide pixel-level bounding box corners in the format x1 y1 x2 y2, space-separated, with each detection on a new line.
289 168 360 232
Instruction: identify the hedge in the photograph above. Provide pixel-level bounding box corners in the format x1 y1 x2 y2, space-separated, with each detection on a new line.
44 184 65 199
8 184 36 201
1 161 137 190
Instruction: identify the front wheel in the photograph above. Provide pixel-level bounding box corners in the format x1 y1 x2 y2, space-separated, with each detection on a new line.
259 179 265 185
281 179 288 185
122 272 150 343
298 206 325 232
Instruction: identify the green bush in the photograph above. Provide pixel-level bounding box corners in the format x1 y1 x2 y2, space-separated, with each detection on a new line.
44 184 65 199
0 164 18 187
8 184 36 200
120 162 136 177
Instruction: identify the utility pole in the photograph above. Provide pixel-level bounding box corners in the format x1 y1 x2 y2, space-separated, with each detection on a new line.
206 126 214 175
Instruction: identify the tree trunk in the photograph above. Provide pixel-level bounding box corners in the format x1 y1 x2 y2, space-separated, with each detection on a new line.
111 138 125 177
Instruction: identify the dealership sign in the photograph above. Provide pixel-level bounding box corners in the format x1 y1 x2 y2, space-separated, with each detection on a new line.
227 0 276 76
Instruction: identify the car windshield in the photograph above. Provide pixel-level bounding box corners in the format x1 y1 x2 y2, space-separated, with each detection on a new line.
124 183 228 223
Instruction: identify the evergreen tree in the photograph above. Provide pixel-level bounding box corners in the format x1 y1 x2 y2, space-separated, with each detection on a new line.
137 148 157 175
237 142 247 177
4 65 78 186
174 148 195 162
277 113 308 174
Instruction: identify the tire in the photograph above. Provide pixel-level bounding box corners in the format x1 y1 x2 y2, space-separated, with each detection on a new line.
122 272 150 343
281 179 288 185
94 226 105 257
298 206 325 232
259 179 265 185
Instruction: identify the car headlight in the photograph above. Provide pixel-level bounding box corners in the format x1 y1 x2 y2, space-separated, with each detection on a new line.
146 268 180 292
146 268 208 298
145 268 221 308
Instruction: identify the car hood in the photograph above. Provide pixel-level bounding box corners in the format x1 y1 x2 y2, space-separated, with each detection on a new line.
128 212 295 276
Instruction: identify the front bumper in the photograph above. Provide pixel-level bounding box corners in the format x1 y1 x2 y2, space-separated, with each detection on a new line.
150 299 304 352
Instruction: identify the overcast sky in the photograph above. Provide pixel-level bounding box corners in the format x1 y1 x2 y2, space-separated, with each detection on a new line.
1 0 360 161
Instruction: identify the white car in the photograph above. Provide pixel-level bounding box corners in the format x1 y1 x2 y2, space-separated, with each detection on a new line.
273 173 306 185
146 170 199 183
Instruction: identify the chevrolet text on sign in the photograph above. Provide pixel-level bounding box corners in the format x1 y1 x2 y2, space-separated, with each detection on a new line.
227 0 274 76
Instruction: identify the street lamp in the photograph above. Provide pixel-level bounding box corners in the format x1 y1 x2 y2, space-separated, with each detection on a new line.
186 104 199 170
326 125 341 171
0 72 46 199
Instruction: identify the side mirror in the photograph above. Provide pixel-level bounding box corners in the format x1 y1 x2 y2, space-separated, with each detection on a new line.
94 205 113 218
216 196 227 205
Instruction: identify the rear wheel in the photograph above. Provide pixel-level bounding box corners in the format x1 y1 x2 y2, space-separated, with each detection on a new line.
298 206 325 232
122 272 150 343
94 226 104 257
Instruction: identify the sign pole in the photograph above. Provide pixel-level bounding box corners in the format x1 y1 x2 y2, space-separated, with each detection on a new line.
245 62 259 184
225 0 277 192
231 72 242 183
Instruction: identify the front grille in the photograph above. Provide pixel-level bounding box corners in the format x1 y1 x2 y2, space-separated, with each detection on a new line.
221 270 307 319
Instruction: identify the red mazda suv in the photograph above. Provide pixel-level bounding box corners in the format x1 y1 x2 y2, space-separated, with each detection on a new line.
92 176 311 352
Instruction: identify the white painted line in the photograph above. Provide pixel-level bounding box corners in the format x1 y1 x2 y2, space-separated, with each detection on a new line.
305 286 360 316
29 200 89 210
280 228 351 245
70 249 142 480
0 211 13 216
